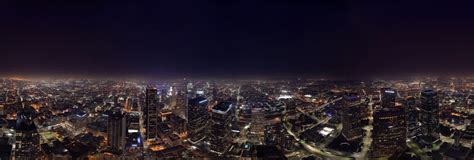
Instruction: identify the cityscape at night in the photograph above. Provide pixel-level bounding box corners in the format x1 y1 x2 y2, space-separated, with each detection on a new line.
3 1 474 160
2 78 474 159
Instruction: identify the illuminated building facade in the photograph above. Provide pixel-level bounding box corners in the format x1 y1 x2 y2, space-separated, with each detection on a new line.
341 92 364 141
107 107 126 151
419 89 440 145
126 111 142 149
187 97 209 143
371 88 406 158
145 87 159 139
209 102 234 154
404 96 418 137
174 90 188 119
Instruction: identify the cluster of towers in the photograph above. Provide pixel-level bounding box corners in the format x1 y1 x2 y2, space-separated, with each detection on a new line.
143 86 235 155
341 88 439 158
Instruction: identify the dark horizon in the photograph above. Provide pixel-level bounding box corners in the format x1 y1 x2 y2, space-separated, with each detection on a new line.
3 72 474 82
2 1 474 78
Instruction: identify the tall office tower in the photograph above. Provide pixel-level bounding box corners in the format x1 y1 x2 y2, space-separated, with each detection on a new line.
371 88 406 158
127 112 141 132
174 90 188 119
341 92 364 141
187 97 209 143
14 108 42 159
145 87 159 140
126 111 143 149
419 89 440 145
130 98 139 111
404 96 418 137
159 88 168 103
209 102 234 154
125 97 131 111
186 82 194 97
169 86 178 108
107 107 126 151
169 115 187 136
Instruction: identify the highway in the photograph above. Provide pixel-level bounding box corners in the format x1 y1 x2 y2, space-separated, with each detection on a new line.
283 98 354 160
283 120 352 160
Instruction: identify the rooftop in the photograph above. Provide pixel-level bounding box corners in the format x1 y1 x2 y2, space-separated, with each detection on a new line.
107 107 124 119
381 88 396 94
212 102 233 114
189 97 208 106
422 89 437 96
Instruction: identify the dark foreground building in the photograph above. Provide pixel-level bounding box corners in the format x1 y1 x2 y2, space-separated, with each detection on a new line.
145 87 159 140
107 107 126 152
371 88 406 158
187 97 209 143
341 92 365 141
250 145 287 160
0 137 12 159
419 89 440 147
209 102 235 155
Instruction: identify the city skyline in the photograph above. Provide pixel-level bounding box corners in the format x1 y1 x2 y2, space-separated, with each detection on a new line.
3 1 474 159
0 76 473 159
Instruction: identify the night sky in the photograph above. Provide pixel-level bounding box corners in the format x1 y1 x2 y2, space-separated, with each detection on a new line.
1 1 474 79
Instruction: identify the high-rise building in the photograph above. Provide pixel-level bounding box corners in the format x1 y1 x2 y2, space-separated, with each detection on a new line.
341 92 364 141
168 86 178 108
371 88 406 158
14 107 42 159
186 82 194 98
209 102 234 155
404 96 418 137
126 111 142 149
145 87 159 140
169 114 187 136
174 90 188 119
127 112 141 131
187 97 209 143
107 107 126 151
125 97 131 111
419 89 440 146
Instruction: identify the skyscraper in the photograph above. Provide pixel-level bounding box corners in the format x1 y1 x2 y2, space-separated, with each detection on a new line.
107 107 126 151
341 92 364 141
174 90 188 119
145 87 159 140
209 102 235 155
371 88 406 158
187 97 209 143
419 89 440 145
168 86 178 109
126 111 142 149
404 96 418 137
